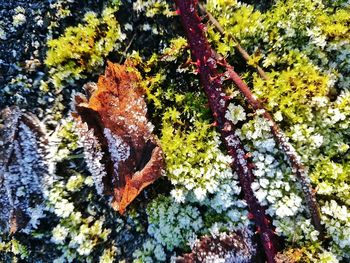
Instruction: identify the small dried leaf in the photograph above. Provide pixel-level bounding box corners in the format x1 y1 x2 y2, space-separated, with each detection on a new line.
0 107 55 233
275 248 304 263
73 61 164 214
176 230 256 263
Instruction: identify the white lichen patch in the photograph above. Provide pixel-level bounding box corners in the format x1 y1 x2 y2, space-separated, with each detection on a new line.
225 103 246 125
321 200 350 258
231 113 320 244
147 195 203 250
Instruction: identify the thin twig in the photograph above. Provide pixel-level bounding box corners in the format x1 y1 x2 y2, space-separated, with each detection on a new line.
119 33 136 63
223 61 323 238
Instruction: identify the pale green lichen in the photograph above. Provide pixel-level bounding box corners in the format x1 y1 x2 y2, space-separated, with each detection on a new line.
146 195 203 251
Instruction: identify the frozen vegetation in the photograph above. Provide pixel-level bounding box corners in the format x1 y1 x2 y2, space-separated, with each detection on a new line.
0 0 350 262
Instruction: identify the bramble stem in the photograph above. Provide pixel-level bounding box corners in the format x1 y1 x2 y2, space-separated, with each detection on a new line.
198 4 322 237
174 0 278 261
178 0 323 240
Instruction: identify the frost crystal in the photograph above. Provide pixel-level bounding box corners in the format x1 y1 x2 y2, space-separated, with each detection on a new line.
103 128 130 178
0 107 55 233
77 122 107 196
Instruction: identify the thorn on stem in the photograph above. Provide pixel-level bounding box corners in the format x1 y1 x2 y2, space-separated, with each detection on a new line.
244 152 252 159
255 227 261 234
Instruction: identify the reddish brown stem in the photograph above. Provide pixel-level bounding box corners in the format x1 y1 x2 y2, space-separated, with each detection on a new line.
174 0 278 262
179 0 324 239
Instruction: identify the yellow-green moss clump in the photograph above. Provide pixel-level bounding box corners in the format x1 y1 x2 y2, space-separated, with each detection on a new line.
45 6 125 89
253 54 330 124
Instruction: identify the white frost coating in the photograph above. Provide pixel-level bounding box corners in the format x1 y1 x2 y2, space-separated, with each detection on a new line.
103 128 130 180
78 122 106 196
225 103 246 125
17 124 44 191
18 123 42 194
0 110 53 233
226 134 239 148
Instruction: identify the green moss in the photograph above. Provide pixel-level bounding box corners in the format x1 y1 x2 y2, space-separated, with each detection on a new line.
253 56 330 124
56 119 79 159
311 159 350 204
156 86 233 201
0 239 29 260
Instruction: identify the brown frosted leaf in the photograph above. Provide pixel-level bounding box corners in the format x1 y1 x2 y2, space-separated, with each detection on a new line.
0 107 54 234
176 229 256 263
73 61 164 214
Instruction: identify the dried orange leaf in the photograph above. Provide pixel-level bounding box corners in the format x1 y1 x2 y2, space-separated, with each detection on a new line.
73 61 164 214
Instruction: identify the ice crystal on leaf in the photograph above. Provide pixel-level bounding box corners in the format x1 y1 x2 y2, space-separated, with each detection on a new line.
0 107 55 234
73 61 164 214
176 229 256 263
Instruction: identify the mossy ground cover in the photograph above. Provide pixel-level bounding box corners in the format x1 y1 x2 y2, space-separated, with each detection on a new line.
0 0 350 262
